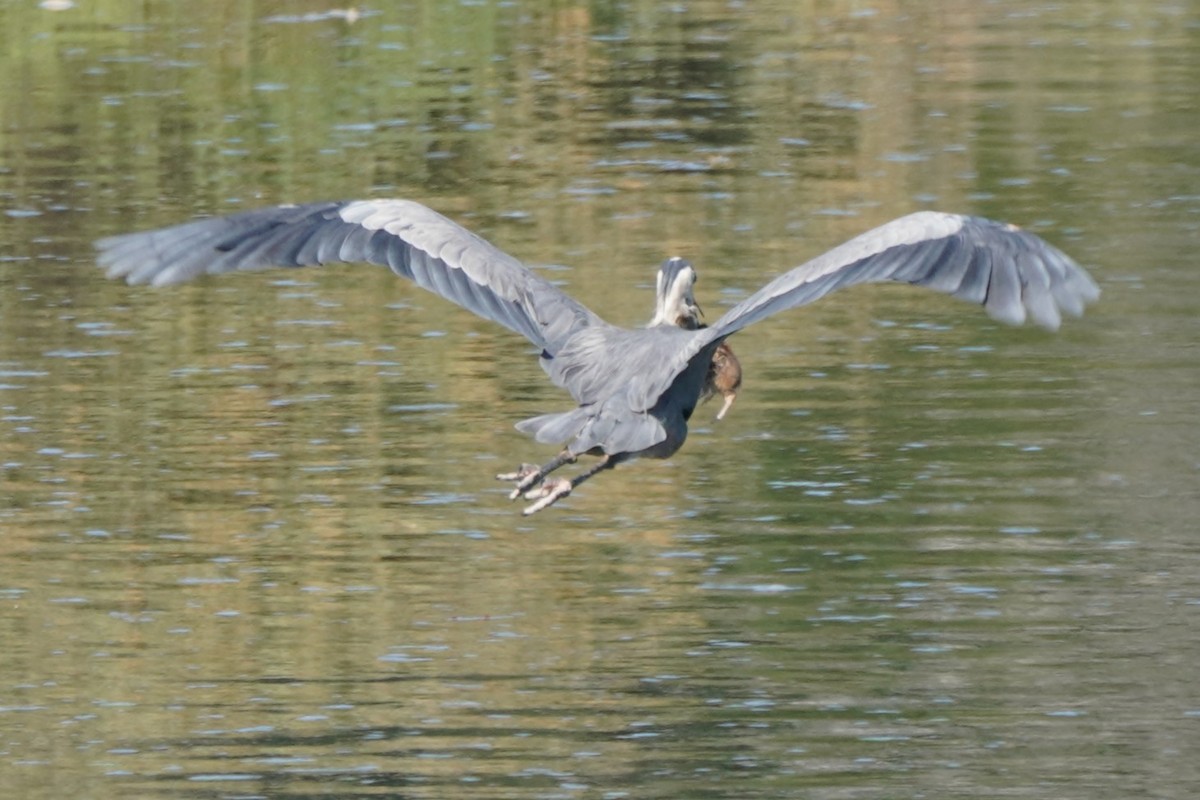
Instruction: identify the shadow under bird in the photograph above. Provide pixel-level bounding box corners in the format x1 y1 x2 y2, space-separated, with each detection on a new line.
96 200 1099 514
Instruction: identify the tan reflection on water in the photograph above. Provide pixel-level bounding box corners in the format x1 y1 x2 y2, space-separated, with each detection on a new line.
2 1 1199 798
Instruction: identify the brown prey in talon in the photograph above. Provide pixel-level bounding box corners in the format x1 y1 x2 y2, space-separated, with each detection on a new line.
704 342 742 421
96 200 1099 515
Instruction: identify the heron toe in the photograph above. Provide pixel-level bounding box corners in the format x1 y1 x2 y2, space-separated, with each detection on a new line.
496 463 540 482
506 467 549 500
521 477 572 515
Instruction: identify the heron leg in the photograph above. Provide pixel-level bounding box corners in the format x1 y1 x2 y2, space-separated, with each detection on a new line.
499 449 576 500
521 454 623 515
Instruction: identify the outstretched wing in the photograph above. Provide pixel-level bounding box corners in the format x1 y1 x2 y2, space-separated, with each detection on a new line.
95 199 603 354
710 211 1099 336
626 211 1100 414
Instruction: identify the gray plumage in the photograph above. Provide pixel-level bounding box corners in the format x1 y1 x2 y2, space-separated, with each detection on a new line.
97 200 600 355
96 199 1100 513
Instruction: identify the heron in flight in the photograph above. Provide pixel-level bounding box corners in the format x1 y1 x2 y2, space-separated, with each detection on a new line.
96 200 1099 514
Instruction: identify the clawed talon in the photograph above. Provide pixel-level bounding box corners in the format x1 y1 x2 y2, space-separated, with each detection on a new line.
522 477 569 501
521 477 572 515
497 450 576 501
495 452 616 514
497 463 544 498
510 468 547 500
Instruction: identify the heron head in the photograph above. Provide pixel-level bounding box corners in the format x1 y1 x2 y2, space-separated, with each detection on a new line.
651 257 702 329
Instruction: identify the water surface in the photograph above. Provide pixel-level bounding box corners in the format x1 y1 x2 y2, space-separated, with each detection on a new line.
2 1 1199 798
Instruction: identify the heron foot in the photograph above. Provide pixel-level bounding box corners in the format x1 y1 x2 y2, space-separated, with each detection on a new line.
499 451 577 500
497 463 547 500
506 467 549 500
521 477 572 515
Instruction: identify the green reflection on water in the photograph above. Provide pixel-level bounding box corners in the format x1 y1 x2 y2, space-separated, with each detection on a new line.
2 1 1199 799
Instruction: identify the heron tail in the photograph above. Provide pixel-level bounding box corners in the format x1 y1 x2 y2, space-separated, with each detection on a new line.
516 403 668 457
516 408 593 447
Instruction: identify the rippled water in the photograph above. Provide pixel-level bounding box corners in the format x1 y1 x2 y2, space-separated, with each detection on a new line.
2 1 1199 798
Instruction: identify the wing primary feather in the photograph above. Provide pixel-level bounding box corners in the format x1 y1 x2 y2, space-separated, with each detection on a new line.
313 224 352 264
293 218 353 265
1022 267 1063 329
952 245 994 305
384 234 416 280
981 241 1026 326
901 236 963 289
360 228 395 266
406 249 438 295
242 219 327 269
208 221 325 276
426 246 466 301
336 224 379 264
1051 261 1088 317
125 226 223 284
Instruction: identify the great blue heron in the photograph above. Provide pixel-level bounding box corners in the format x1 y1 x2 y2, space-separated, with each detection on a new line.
96 200 1099 514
